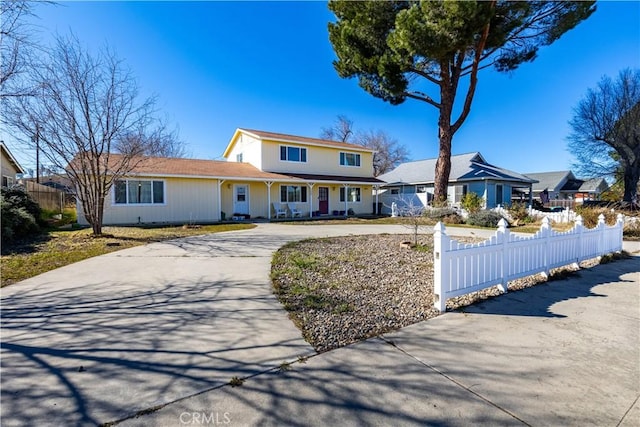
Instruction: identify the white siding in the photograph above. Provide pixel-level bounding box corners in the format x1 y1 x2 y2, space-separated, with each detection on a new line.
80 177 220 225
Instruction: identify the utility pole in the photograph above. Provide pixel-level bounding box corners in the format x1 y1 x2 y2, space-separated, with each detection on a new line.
31 123 40 183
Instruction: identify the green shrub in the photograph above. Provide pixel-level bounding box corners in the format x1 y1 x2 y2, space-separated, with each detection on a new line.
425 207 458 221
443 213 464 224
467 210 505 228
575 206 617 228
507 202 534 225
461 192 483 214
1 188 43 243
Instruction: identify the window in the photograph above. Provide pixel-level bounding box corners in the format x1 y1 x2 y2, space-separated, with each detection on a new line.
114 179 164 205
280 185 307 203
416 185 427 193
496 184 503 205
340 187 361 202
280 145 307 162
2 176 13 188
236 153 243 163
390 188 400 195
454 185 468 203
340 152 361 167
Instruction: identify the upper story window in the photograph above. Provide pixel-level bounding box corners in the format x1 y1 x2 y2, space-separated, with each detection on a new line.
340 152 361 167
114 179 165 205
280 145 307 163
236 153 243 163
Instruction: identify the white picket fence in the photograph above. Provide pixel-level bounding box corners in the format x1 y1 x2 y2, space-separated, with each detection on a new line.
433 214 624 312
493 205 577 223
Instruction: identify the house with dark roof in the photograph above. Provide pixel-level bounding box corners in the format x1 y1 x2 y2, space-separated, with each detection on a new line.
522 171 608 204
377 152 536 211
77 128 384 225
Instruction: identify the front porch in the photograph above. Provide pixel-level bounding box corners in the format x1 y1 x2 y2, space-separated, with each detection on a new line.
218 179 382 221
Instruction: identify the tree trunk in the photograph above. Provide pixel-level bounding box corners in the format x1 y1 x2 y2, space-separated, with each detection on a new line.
434 128 453 205
622 159 640 206
434 78 455 205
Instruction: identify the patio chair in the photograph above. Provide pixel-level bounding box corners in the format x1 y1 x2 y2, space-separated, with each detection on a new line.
289 203 302 218
273 203 287 219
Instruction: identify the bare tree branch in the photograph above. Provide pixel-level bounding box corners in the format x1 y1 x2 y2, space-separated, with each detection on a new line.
3 33 185 234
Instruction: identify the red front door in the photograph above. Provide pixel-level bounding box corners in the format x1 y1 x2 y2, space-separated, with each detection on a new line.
318 187 329 215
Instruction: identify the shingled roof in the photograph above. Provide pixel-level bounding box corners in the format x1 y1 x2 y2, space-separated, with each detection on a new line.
101 154 298 181
379 152 535 186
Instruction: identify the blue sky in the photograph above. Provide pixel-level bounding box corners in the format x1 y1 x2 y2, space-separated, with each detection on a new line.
4 1 640 177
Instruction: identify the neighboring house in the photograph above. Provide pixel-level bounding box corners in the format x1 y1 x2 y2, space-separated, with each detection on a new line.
522 171 608 204
378 152 536 212
1 142 25 188
77 128 383 225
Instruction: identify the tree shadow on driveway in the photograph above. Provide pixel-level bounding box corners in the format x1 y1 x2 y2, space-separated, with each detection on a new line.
1 276 313 426
459 256 640 318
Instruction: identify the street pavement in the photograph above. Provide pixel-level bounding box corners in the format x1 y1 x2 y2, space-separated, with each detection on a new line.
1 223 638 426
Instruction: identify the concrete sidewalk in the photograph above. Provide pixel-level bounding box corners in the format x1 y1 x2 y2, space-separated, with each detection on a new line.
1 223 638 426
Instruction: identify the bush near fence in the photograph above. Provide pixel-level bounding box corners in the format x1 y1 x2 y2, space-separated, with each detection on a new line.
433 214 624 312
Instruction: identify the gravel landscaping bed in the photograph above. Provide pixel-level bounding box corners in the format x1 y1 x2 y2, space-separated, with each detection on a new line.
271 233 601 352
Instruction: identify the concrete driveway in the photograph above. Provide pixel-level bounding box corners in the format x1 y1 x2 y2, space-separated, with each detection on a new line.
0 223 425 426
1 223 638 426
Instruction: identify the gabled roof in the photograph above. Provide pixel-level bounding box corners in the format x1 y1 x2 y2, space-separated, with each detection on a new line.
378 152 535 186
1 142 25 174
102 154 299 182
223 128 375 158
523 171 574 193
578 178 608 193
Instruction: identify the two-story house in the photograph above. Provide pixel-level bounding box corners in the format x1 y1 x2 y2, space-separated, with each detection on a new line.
77 128 383 225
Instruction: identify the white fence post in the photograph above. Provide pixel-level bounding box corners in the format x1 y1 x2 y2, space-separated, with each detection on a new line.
597 214 606 258
616 214 625 252
541 217 551 278
575 215 584 266
497 218 509 293
433 221 449 313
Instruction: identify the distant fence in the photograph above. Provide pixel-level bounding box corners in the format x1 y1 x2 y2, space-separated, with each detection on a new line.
22 181 72 212
433 214 624 312
493 205 577 224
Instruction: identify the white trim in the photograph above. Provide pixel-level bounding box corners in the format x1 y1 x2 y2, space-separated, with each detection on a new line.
339 186 362 203
112 178 167 206
339 151 362 168
233 183 250 215
279 144 308 163
1 143 26 174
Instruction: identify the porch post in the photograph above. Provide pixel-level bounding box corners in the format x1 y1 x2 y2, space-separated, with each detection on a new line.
307 182 315 218
528 183 533 207
483 179 488 209
374 185 379 215
343 184 349 216
218 179 225 221
265 181 273 220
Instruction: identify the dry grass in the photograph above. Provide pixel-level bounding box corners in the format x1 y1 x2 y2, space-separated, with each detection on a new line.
1 223 255 287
